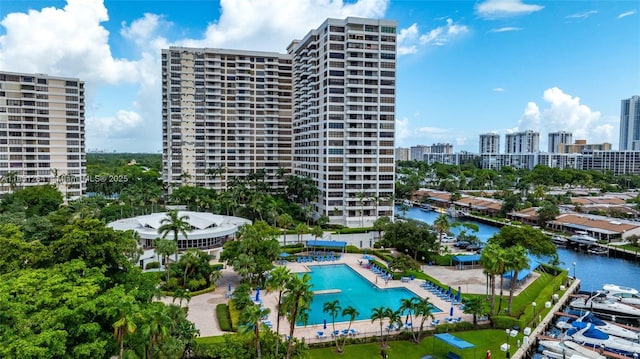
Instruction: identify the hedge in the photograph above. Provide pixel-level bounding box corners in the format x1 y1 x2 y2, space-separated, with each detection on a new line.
216 303 232 332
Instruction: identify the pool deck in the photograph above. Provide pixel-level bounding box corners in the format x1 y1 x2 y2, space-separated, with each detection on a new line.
162 252 537 340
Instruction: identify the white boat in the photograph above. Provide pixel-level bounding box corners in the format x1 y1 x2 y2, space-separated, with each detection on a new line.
569 292 640 323
587 246 609 255
419 204 433 212
556 312 640 341
603 284 640 307
552 235 568 247
539 340 605 359
564 323 640 357
569 232 598 246
446 206 465 218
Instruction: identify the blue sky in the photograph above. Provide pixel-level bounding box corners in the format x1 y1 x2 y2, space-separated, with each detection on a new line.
0 0 638 153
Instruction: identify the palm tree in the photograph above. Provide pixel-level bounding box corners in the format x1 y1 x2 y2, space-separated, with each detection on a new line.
323 300 342 352
157 210 191 266
414 297 435 342
385 308 402 347
282 273 313 359
265 266 291 352
399 297 417 338
506 245 530 314
462 296 490 327
277 213 293 246
433 214 450 255
154 238 177 283
294 223 307 244
340 306 360 352
111 300 140 359
241 304 271 359
371 306 388 348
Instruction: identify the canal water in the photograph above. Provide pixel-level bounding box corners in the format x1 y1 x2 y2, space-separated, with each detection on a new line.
401 206 640 291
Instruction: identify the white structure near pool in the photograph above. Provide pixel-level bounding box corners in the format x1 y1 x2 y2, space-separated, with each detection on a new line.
108 211 251 264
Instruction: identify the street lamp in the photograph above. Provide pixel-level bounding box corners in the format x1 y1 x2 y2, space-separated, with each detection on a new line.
572 262 576 279
531 302 537 327
505 329 511 359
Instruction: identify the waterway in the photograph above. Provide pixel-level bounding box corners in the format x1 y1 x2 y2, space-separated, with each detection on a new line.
400 206 640 291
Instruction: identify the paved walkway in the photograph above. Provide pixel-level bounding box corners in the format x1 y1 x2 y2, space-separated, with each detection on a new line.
163 252 537 339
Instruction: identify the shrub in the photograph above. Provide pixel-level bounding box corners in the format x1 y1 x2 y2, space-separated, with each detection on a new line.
145 261 160 270
216 304 232 331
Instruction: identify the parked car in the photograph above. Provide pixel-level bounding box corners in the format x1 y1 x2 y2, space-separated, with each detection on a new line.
454 241 471 248
466 244 481 252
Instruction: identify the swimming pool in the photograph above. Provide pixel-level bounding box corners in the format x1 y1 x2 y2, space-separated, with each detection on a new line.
301 264 441 325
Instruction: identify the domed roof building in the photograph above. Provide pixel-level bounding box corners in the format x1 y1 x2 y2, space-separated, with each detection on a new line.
108 211 251 253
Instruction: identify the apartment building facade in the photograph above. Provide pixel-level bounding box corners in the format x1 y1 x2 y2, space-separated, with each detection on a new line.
479 132 500 154
505 130 539 153
162 48 293 191
0 71 85 198
548 131 572 153
290 17 397 227
619 95 640 150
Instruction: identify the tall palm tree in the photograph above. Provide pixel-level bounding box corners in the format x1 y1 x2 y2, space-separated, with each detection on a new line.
433 214 450 254
323 300 342 352
506 245 530 314
157 210 191 266
340 306 360 352
294 223 307 244
399 297 417 338
385 308 402 347
241 304 271 359
371 306 388 348
111 300 140 359
265 266 291 353
154 238 177 283
480 243 499 315
282 273 313 359
414 297 435 342
277 213 293 246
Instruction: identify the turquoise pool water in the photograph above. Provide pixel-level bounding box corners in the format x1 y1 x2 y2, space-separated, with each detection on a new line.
302 264 441 325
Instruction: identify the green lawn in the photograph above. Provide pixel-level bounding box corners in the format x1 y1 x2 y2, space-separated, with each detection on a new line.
308 330 520 359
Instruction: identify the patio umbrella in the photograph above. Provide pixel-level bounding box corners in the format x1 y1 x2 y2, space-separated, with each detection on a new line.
446 286 451 296
255 287 260 302
228 283 231 292
456 287 461 302
449 306 454 317
323 319 327 330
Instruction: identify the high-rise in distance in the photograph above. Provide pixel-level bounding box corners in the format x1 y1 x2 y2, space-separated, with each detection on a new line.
619 95 640 150
548 131 572 153
0 71 86 198
162 17 397 227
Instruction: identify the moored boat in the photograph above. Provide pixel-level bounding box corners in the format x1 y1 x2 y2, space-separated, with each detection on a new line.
569 292 640 325
556 312 640 341
552 235 568 247
538 340 605 359
569 232 598 246
603 284 640 307
587 246 609 255
564 323 640 357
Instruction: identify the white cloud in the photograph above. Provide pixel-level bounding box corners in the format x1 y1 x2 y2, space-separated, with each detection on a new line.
489 26 522 33
493 87 505 92
618 10 637 19
87 110 143 136
476 0 544 19
517 87 611 148
566 10 598 19
179 0 389 51
419 19 469 46
397 19 468 54
0 0 139 84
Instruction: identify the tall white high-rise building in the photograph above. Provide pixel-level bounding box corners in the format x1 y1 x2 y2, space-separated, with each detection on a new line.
548 131 573 153
0 71 86 197
505 130 539 154
290 17 397 227
619 95 640 150
162 18 396 227
162 48 293 191
479 133 500 154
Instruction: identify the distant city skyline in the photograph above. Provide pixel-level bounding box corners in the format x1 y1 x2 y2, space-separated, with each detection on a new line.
1 0 638 152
